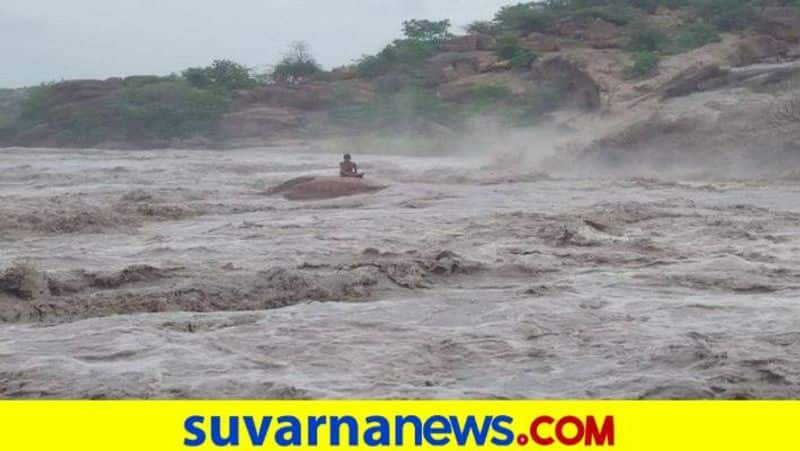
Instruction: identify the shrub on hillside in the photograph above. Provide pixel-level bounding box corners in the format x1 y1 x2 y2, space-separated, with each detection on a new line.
494 2 555 34
465 20 499 35
121 80 230 139
495 33 537 68
328 88 460 132
465 85 514 111
353 18 449 82
19 83 54 124
624 50 661 78
690 0 755 31
272 41 322 83
182 60 257 91
570 4 643 25
668 21 721 53
401 19 453 44
627 22 670 52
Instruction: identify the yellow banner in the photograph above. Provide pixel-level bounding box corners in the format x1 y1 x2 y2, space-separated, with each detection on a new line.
0 401 797 450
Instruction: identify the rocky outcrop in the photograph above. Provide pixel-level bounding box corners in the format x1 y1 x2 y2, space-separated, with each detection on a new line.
729 35 791 66
660 61 800 99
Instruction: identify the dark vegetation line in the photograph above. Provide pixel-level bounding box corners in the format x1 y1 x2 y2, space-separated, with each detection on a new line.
1 0 797 147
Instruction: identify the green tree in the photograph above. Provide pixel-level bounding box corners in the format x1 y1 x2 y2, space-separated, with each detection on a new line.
182 59 256 91
272 41 322 83
401 19 453 44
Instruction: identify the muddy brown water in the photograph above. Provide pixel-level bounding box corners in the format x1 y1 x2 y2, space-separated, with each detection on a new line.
1 147 799 399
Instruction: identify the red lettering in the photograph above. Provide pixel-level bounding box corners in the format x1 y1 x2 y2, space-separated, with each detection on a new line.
555 416 584 446
585 416 615 446
530 416 555 446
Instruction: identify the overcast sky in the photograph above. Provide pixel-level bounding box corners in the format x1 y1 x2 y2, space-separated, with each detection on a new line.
0 0 519 88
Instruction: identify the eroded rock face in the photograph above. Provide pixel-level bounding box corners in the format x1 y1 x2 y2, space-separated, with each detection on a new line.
729 35 791 66
531 56 602 110
757 7 800 43
660 65 727 99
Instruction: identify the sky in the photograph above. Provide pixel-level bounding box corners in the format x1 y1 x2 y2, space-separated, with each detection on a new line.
0 0 518 88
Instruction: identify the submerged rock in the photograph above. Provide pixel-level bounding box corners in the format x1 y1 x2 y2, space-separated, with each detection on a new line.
265 176 386 201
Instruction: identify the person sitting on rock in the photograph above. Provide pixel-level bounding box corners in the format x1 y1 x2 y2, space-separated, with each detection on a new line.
339 154 364 178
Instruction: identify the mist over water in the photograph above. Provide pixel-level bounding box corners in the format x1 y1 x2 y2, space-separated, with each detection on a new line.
1 145 799 399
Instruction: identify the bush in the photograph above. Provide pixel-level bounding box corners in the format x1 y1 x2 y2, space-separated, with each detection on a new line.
182 60 257 91
328 88 460 132
690 0 754 31
120 81 230 139
494 2 555 34
465 85 514 111
19 83 54 124
496 32 537 68
668 21 721 53
627 22 670 52
465 20 499 35
401 19 453 44
353 19 447 82
510 47 537 69
571 4 643 25
625 51 661 78
272 41 322 83
0 112 14 129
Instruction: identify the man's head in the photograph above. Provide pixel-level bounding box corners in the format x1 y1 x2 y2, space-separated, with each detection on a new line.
343 154 351 161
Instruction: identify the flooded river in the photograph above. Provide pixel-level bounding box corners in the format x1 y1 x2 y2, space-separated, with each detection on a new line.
1 147 799 399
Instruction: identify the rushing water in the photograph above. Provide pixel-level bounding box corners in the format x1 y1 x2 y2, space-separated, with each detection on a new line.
1 147 799 399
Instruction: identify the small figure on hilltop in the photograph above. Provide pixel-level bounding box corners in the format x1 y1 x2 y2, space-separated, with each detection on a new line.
340 154 364 178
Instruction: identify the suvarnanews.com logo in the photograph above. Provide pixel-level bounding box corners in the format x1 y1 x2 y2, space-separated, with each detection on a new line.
183 414 615 448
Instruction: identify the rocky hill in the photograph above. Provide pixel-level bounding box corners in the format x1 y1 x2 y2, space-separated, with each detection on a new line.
2 2 800 172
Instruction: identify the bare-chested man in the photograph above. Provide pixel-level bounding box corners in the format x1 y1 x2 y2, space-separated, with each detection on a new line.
339 154 364 178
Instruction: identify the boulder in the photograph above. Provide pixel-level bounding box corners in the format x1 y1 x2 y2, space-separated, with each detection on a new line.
756 7 800 43
265 176 386 201
440 34 496 52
